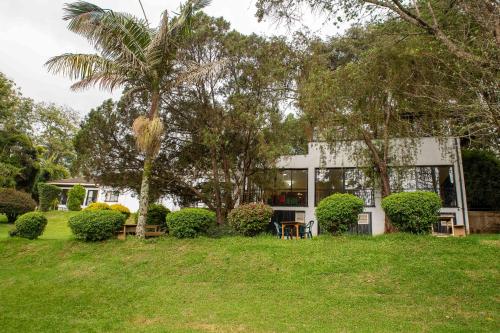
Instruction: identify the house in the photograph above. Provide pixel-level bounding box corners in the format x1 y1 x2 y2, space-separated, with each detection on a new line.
47 177 175 212
256 137 468 236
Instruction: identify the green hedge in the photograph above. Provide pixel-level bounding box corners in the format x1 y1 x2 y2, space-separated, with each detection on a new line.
0 188 37 223
382 191 441 234
84 202 110 211
227 203 273 236
68 210 126 241
166 208 215 238
316 193 364 235
13 212 48 239
67 185 86 211
110 203 131 219
38 183 61 212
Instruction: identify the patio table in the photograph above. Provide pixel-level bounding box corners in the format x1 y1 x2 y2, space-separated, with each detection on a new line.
280 221 305 240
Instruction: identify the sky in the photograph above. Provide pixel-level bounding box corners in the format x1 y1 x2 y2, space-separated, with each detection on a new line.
0 0 342 116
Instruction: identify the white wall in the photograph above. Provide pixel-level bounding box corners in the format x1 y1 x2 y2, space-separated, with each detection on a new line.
98 187 180 213
272 137 468 235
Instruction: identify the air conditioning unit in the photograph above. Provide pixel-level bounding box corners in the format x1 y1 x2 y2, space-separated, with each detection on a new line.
358 213 370 225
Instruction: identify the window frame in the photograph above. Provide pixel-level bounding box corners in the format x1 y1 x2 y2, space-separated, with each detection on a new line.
389 165 458 208
263 168 309 207
104 190 120 203
314 167 375 207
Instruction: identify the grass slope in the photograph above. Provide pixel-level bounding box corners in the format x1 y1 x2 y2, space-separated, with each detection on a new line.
0 213 498 332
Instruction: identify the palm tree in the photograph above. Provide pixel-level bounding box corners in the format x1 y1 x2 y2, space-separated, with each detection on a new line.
46 0 212 237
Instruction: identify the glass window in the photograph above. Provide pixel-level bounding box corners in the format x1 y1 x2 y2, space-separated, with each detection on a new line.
260 169 308 207
315 168 374 206
85 190 98 206
104 190 119 202
389 166 456 207
315 169 343 205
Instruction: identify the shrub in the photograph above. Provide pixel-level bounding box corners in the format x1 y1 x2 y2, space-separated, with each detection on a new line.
227 203 273 236
14 212 48 239
84 202 110 211
382 191 441 234
67 185 86 211
0 188 37 223
316 193 364 235
134 204 170 230
110 204 131 219
68 210 126 241
166 208 216 238
38 183 61 212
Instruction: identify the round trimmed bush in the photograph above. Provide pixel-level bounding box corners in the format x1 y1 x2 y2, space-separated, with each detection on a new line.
68 210 126 241
14 212 48 239
67 185 86 211
316 193 364 235
84 202 110 211
110 204 131 219
134 204 170 230
382 191 441 234
38 183 61 212
166 208 216 238
0 188 37 223
227 203 273 236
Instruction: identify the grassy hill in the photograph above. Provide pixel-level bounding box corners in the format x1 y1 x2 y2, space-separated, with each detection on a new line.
0 212 498 332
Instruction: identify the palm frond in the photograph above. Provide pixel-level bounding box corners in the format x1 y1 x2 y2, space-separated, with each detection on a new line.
45 53 115 81
172 59 227 87
45 53 135 92
63 1 151 67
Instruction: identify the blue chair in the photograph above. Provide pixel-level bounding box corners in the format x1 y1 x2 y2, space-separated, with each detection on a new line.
274 222 291 239
300 220 314 239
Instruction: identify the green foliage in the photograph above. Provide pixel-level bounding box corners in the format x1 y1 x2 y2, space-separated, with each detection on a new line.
0 130 38 192
67 185 86 211
37 183 61 212
68 210 126 241
382 191 442 234
166 208 216 238
84 202 110 211
462 149 500 211
316 193 364 235
13 212 48 240
110 203 131 219
0 188 37 223
227 203 273 236
146 204 169 230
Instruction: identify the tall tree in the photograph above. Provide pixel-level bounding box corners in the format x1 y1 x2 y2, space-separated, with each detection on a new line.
167 14 297 223
46 0 213 237
256 0 500 149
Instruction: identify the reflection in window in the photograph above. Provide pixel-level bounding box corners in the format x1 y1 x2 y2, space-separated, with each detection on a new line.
389 166 456 207
104 190 119 202
254 169 308 207
315 168 374 206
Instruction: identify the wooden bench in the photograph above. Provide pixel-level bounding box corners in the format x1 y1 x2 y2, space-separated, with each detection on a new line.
117 224 165 239
432 216 466 237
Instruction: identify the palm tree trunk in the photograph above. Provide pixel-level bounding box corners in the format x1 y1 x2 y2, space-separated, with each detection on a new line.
136 156 152 238
136 90 160 238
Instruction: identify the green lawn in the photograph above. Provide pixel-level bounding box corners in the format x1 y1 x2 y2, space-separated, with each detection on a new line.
0 212 498 332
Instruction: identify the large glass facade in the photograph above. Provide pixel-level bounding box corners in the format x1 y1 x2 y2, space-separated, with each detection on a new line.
389 166 457 207
315 168 375 206
258 169 308 207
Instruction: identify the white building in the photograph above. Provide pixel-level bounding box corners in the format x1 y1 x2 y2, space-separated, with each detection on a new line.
262 137 468 235
47 178 177 212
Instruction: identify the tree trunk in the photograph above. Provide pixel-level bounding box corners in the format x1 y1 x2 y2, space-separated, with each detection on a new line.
378 162 395 233
136 89 160 238
210 148 224 225
136 156 152 238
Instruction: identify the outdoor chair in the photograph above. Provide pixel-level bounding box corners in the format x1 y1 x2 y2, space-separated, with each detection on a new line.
274 221 291 239
300 220 314 239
